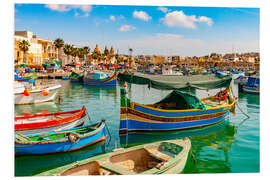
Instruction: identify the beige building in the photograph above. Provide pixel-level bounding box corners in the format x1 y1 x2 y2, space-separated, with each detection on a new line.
14 31 58 65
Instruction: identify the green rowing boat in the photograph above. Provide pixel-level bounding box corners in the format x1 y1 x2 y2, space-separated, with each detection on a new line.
38 138 191 176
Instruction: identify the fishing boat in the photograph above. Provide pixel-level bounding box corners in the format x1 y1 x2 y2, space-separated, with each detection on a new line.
14 81 62 105
15 72 37 83
83 72 117 86
38 138 191 176
234 75 248 84
15 106 87 135
15 120 106 156
120 90 236 134
242 76 260 94
69 71 84 83
118 73 236 134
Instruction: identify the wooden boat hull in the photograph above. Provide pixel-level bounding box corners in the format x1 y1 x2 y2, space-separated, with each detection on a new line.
83 73 117 86
15 117 85 135
15 107 87 135
15 73 37 83
14 84 61 104
242 86 259 94
120 101 235 134
37 138 191 176
15 121 106 156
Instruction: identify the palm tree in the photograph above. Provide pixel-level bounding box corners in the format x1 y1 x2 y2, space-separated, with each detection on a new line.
82 46 90 55
54 38 64 65
71 47 79 62
81 46 90 62
18 40 30 64
63 44 73 64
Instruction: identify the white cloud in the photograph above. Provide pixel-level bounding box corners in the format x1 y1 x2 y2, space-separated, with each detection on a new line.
110 15 116 21
156 33 183 39
157 7 169 13
45 4 71 12
198 16 213 26
133 10 152 21
119 25 136 32
163 11 213 29
45 4 92 17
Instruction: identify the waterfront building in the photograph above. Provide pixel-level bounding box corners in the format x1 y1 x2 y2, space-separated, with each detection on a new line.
14 31 59 65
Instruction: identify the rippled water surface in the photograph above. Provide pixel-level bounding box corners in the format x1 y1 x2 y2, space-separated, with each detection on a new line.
15 79 259 176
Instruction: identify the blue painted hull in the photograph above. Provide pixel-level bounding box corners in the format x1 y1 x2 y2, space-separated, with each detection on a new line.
83 74 117 86
15 122 106 156
242 86 259 94
15 73 37 83
120 112 229 133
133 103 228 117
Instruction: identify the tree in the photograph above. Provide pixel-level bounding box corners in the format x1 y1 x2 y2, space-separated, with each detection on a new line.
53 38 64 65
71 47 78 61
63 44 73 64
18 40 30 63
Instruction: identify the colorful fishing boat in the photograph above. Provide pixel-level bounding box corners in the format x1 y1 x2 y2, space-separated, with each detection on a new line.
15 120 106 156
14 81 62 105
83 72 117 86
15 106 87 135
120 90 236 134
242 76 260 94
15 72 37 83
118 73 236 134
38 138 191 176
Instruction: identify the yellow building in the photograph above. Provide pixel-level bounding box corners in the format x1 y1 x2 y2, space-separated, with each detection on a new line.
14 31 56 65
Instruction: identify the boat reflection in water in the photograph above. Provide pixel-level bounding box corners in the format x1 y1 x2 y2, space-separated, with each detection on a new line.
15 141 106 176
120 120 237 173
14 101 59 116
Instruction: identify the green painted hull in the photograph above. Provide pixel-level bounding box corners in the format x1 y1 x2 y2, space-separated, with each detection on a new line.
37 138 191 176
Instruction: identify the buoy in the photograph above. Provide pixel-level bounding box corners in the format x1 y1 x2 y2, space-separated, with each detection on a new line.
23 89 30 96
42 89 49 96
123 82 127 88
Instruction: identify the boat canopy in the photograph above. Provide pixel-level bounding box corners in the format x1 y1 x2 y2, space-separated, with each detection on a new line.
118 73 232 90
88 72 109 79
154 90 206 110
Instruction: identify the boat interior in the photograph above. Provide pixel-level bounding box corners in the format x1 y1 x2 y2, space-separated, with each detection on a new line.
15 111 81 124
58 142 184 175
15 123 101 142
148 96 229 110
59 161 115 176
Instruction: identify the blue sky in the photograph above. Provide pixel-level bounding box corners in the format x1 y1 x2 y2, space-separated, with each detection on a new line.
14 4 259 56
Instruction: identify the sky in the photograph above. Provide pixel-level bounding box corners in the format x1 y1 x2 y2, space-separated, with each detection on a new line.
14 4 260 56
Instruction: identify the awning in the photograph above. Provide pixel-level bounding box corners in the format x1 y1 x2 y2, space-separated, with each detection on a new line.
118 73 232 90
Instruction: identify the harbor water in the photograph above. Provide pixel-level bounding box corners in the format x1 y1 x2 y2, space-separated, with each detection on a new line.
15 79 260 176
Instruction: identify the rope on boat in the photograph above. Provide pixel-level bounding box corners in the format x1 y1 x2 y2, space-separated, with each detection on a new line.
229 85 250 118
104 120 112 145
189 148 197 165
86 110 91 122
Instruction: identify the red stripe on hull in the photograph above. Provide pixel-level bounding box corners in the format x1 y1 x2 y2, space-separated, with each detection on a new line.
15 106 86 130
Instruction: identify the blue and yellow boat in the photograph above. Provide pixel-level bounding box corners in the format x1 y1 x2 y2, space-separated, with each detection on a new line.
119 73 236 134
15 72 37 83
120 90 236 134
15 120 106 156
242 76 260 94
84 72 117 86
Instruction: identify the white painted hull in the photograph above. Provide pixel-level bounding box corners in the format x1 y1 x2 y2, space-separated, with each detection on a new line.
15 116 86 135
14 85 61 105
